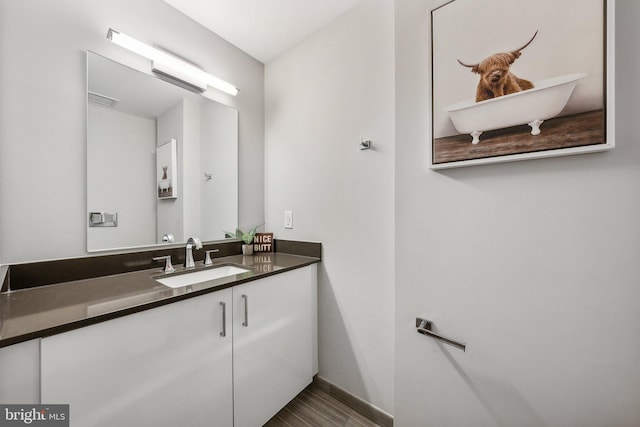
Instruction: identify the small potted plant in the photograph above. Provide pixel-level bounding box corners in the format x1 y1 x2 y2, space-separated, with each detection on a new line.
225 224 263 255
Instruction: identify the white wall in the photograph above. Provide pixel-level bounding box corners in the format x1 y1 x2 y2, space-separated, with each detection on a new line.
200 101 239 240
0 0 264 263
395 1 640 426
265 0 395 414
182 97 202 239
157 101 185 243
87 105 157 250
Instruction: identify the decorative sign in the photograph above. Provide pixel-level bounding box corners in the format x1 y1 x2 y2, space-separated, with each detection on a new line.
253 233 273 253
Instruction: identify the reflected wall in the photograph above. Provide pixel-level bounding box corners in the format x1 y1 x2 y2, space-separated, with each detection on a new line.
87 52 238 252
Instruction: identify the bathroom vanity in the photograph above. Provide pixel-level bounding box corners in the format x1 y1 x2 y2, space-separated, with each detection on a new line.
0 246 319 427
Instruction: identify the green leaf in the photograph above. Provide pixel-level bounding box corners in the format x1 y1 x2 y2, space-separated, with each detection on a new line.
225 224 264 244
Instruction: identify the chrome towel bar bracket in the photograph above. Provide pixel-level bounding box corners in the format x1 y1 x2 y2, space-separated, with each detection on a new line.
416 317 466 352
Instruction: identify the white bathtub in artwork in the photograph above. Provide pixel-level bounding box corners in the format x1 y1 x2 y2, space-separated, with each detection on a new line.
445 73 587 144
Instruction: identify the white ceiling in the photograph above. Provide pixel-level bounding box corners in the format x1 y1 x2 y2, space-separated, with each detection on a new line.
163 0 365 63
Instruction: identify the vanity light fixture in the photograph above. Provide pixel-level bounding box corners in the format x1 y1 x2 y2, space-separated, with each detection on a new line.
106 28 239 96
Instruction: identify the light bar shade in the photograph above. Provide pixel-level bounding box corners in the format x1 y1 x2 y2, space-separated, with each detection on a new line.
107 28 239 96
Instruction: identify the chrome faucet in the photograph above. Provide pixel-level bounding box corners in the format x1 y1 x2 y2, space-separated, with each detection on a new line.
184 237 202 268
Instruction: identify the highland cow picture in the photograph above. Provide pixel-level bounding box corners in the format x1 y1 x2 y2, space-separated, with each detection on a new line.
430 0 614 169
157 139 178 199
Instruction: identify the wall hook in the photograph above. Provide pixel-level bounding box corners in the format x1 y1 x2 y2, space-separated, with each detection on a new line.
359 137 372 150
204 172 213 181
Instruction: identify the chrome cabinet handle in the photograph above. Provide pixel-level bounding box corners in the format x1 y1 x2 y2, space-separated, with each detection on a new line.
416 318 466 352
242 294 248 327
220 301 227 337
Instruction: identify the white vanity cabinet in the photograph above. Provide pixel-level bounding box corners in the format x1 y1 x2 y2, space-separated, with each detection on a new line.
38 262 318 427
41 288 233 427
233 264 318 427
0 339 40 404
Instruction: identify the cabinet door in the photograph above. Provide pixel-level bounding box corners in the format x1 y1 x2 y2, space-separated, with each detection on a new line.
233 265 316 427
41 289 233 427
0 339 40 404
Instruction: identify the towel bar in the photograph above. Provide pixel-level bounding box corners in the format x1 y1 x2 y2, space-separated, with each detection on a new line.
416 317 466 352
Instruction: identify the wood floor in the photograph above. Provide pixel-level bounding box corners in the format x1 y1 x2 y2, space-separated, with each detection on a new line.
264 383 383 427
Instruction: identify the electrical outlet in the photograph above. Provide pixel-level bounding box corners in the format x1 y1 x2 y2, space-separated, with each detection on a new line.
284 211 293 229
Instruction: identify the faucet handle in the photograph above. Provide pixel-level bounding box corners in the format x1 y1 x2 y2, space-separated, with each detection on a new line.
204 249 219 266
153 255 175 273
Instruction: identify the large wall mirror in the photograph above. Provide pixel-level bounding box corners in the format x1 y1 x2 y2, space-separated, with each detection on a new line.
87 51 238 252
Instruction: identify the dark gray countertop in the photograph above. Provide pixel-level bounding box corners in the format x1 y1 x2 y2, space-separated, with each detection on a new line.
0 253 319 348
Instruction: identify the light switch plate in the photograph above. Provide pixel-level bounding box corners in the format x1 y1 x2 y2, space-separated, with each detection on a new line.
284 211 293 229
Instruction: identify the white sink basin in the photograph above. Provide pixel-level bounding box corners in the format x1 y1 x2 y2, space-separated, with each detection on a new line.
156 265 250 288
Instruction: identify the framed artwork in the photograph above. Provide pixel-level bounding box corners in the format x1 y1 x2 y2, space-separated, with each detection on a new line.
157 139 178 199
429 0 614 169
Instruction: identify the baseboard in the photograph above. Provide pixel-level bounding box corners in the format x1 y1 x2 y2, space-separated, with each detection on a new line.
313 376 393 427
